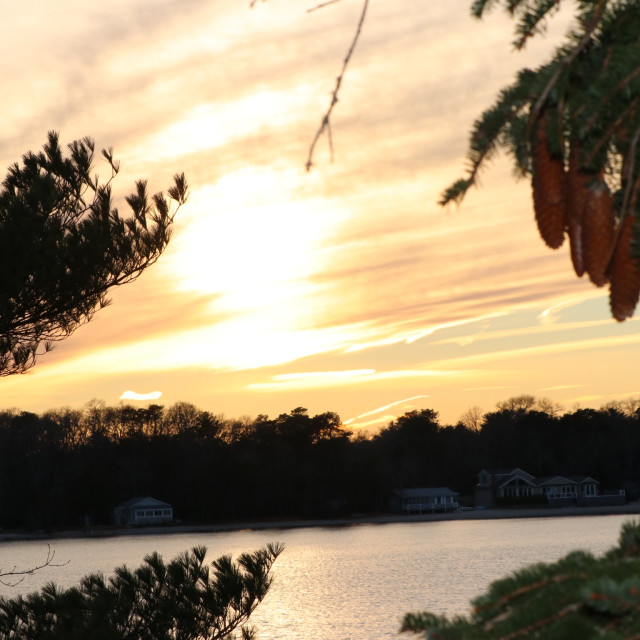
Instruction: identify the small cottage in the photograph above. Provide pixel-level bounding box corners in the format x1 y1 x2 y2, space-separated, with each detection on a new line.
113 497 173 526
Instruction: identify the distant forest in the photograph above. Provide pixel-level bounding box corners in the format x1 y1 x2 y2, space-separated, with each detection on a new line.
3 395 640 530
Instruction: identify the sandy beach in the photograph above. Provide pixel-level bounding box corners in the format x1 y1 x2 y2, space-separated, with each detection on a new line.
2 502 638 542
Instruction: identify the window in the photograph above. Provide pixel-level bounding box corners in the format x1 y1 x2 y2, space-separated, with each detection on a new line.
504 486 531 498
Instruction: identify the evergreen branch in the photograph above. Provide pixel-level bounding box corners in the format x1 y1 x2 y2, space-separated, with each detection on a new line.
0 135 187 375
581 64 640 140
513 0 562 50
527 0 607 129
439 73 534 205
476 572 589 615
584 96 640 167
495 602 581 640
306 0 369 171
471 0 499 17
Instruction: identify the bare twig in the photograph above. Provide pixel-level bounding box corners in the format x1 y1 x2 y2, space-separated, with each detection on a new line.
306 0 370 171
0 545 69 587
307 0 345 12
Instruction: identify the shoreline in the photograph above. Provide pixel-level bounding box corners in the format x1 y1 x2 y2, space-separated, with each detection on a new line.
2 502 639 543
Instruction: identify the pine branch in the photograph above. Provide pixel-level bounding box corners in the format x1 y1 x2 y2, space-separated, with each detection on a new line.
527 0 606 131
495 602 581 640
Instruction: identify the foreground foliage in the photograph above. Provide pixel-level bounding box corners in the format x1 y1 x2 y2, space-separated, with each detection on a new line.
443 1 640 320
0 131 188 375
403 520 640 639
0 543 282 640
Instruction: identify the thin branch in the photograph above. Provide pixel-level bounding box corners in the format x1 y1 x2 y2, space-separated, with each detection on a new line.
0 545 68 587
620 125 640 220
604 124 640 278
307 0 346 12
306 0 370 171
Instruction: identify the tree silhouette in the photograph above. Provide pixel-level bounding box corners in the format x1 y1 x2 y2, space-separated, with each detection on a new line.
0 131 187 375
0 544 283 640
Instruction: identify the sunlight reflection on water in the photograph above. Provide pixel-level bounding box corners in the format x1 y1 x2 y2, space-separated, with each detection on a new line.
0 514 635 640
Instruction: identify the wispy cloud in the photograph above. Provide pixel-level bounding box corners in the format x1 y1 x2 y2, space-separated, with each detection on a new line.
249 369 462 392
2 0 634 427
344 394 429 425
537 384 582 392
120 390 162 401
272 369 376 382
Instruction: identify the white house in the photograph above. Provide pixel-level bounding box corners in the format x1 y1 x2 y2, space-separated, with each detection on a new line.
113 497 173 526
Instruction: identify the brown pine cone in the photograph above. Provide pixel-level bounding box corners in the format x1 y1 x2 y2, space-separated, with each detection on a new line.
565 144 591 277
531 116 566 250
610 214 640 321
583 179 615 287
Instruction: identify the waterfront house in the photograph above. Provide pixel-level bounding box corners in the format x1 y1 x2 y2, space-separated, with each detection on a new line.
475 467 624 508
475 468 538 507
113 496 174 526
391 487 459 513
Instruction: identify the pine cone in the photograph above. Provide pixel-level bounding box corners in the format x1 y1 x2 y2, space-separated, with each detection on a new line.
531 116 566 249
609 214 640 321
583 179 614 287
565 144 590 277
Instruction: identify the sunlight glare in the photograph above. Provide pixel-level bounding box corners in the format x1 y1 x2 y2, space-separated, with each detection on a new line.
167 167 347 317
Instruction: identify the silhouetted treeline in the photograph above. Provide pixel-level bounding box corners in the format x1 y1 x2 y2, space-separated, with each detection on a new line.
2 396 640 529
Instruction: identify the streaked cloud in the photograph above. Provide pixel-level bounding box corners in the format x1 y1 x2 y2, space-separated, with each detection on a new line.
249 369 463 392
344 395 430 425
1 0 636 427
272 370 376 382
344 414 399 432
537 384 583 392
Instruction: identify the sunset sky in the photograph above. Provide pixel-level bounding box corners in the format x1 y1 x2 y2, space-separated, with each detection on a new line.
2 0 639 431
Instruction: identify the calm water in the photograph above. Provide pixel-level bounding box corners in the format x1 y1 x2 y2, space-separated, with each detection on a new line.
0 514 635 639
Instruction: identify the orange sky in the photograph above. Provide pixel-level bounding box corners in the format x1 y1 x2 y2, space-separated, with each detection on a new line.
2 0 639 431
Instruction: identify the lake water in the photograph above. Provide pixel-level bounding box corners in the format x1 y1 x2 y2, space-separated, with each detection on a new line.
0 514 636 639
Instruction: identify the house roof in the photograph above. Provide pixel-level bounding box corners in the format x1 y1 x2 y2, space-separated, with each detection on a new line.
479 468 537 489
480 468 536 480
534 475 599 486
497 474 538 489
395 487 458 498
115 496 172 510
568 476 599 485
